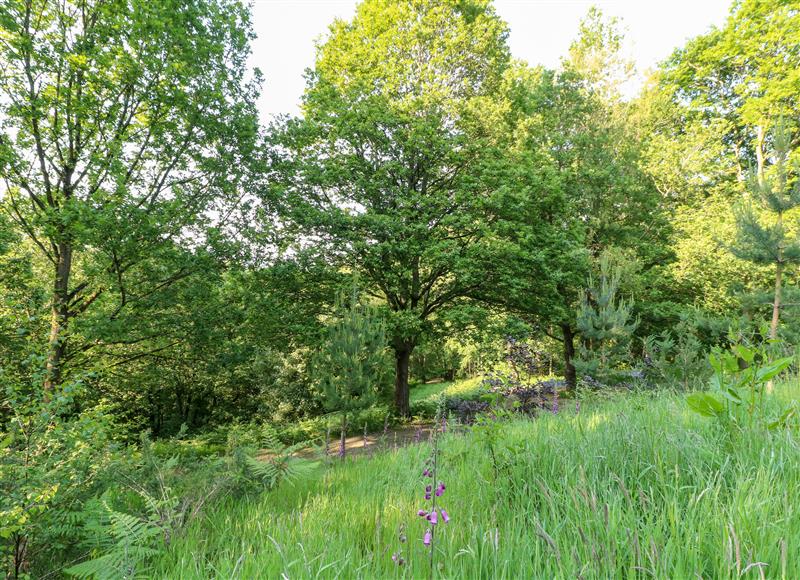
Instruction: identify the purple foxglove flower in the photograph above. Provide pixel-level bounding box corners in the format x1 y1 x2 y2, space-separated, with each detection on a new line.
423 468 430 477
435 482 445 496
423 530 432 546
425 492 431 500
425 484 432 493
441 509 450 523
418 509 427 517
429 510 438 525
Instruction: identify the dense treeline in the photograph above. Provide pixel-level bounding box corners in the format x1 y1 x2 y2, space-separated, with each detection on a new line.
2 0 799 431
1 0 800 573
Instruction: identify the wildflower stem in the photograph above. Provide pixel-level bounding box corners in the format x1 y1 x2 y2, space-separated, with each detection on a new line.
429 405 441 578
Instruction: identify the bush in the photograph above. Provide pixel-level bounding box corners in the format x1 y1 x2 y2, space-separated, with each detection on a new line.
642 328 709 390
1 375 319 578
445 398 490 425
1 381 116 578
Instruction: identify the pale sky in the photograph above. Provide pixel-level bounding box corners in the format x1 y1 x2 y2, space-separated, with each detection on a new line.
250 0 732 121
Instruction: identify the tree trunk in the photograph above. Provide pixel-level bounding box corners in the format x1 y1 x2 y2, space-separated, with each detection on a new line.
561 323 577 390
770 209 784 342
767 258 783 394
771 261 783 341
756 124 766 185
394 345 413 417
44 242 73 394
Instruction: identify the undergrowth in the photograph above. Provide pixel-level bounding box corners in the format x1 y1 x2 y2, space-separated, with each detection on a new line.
150 384 800 579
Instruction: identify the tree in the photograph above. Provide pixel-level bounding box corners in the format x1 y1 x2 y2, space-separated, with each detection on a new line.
658 0 800 186
314 288 390 455
731 122 800 341
0 0 260 393
567 6 635 103
575 253 639 385
268 0 511 416
638 0 800 343
550 8 669 384
489 57 665 389
480 64 586 389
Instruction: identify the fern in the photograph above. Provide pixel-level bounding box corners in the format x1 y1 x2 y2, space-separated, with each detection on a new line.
234 424 319 490
63 424 318 578
65 502 162 579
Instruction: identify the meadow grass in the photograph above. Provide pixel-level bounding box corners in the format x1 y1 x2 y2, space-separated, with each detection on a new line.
151 384 800 578
410 377 483 404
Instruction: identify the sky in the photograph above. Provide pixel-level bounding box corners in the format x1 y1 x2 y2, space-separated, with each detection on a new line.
250 0 733 121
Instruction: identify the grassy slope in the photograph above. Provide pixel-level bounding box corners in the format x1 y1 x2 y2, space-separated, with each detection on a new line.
152 383 800 578
410 376 483 404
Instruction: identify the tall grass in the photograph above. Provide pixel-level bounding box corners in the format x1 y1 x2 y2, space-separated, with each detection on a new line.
410 376 483 404
150 385 800 578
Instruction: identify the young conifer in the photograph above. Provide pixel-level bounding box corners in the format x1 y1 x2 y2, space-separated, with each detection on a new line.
575 254 639 385
314 288 390 458
731 121 800 342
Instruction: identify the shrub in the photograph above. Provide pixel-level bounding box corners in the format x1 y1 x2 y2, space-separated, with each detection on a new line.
444 398 490 425
686 334 798 433
1 380 115 578
642 328 708 390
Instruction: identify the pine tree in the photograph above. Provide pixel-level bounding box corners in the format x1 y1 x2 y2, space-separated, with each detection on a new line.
314 289 390 457
575 254 639 385
731 121 800 344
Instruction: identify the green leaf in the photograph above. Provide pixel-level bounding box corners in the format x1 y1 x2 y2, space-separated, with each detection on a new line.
721 353 741 374
709 353 723 374
721 389 742 405
708 373 724 391
0 433 13 450
755 357 794 383
687 392 725 417
733 344 755 364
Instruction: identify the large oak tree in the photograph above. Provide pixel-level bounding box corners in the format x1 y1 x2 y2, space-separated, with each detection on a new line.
268 0 512 416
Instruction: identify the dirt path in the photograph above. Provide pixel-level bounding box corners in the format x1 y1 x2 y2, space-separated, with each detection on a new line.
256 422 442 462
322 423 441 458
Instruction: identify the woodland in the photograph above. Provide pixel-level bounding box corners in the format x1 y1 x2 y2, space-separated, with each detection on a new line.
1 0 800 577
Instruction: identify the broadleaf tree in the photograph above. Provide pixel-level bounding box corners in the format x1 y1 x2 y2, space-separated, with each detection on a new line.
0 0 260 392
267 0 513 416
488 58 664 389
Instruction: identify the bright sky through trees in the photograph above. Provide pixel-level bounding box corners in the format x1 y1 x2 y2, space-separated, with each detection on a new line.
251 0 731 120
